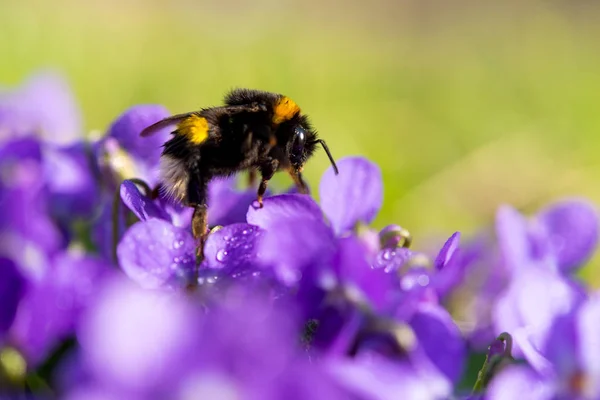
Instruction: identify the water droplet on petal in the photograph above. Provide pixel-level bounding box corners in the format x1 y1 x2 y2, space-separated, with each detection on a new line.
417 274 430 287
382 248 394 260
216 249 228 262
173 240 184 249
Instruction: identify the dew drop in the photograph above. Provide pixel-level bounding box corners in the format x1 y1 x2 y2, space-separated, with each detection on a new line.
241 229 248 235
173 257 180 263
216 249 228 262
417 274 430 287
173 240 184 249
382 248 395 260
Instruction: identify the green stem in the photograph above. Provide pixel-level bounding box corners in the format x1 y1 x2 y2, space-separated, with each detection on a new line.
472 332 514 393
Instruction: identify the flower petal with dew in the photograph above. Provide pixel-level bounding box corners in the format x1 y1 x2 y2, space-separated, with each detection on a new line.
319 156 383 235
246 193 323 228
201 223 263 275
250 194 335 285
207 176 260 227
117 218 196 289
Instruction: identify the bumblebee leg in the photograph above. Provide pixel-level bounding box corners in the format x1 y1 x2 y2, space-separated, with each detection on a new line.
192 204 209 253
187 174 209 258
289 169 308 194
257 159 279 208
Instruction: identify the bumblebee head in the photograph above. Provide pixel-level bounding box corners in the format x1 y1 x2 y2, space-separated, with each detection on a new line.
277 114 338 175
288 121 317 172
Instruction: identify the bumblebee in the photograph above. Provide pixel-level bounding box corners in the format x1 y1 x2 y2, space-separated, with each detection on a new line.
141 88 339 253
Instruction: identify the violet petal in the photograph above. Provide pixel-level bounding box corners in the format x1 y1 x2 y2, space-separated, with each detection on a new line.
117 219 196 289
107 104 170 165
246 194 323 229
434 232 461 271
0 257 26 334
486 365 554 400
409 303 466 384
120 180 169 222
493 266 583 360
496 205 531 274
537 199 599 274
258 217 336 286
319 156 383 235
202 223 263 274
78 277 202 392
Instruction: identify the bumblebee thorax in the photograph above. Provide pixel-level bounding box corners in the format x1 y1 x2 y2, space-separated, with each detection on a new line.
272 96 300 125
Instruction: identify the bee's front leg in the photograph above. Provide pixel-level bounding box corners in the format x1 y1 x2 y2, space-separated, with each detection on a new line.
257 159 279 208
289 168 308 194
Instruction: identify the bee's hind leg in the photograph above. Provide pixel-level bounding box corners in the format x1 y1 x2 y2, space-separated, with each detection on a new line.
192 204 209 257
187 175 210 260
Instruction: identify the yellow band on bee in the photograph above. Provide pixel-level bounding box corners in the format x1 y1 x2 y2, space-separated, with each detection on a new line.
178 115 209 144
272 96 300 124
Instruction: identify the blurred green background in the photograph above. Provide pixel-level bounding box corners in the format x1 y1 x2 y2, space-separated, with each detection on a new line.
2 0 600 282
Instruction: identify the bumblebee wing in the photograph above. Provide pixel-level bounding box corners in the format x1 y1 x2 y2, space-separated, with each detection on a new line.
140 112 200 137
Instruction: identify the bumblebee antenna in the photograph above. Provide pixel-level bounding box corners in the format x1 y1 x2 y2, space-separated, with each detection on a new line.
316 139 339 175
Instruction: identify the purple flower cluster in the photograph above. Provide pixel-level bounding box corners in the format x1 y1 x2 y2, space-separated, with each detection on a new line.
1 72 600 400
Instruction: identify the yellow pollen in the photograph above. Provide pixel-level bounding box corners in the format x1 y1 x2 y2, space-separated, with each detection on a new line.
178 115 210 144
272 96 300 125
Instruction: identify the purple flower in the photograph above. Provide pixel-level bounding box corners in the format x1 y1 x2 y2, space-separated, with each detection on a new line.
95 105 170 189
319 156 383 235
0 258 26 337
0 139 65 269
76 276 202 395
0 70 82 145
442 200 598 350
72 277 349 399
117 218 196 289
248 158 466 385
489 292 600 399
43 142 99 221
536 199 599 273
8 252 112 365
486 365 554 400
115 180 268 289
329 350 452 400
